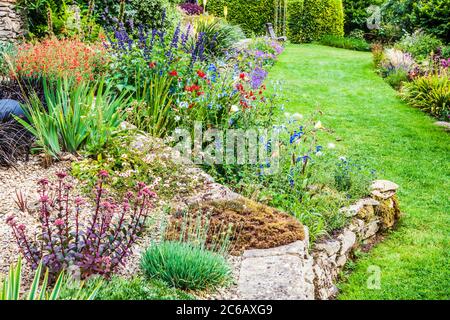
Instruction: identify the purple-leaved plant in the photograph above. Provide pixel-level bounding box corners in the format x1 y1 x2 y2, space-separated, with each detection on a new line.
7 170 157 279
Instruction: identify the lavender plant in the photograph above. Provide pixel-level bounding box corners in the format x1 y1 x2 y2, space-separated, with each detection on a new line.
7 170 157 279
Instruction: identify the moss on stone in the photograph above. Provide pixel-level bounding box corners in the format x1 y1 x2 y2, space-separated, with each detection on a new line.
376 195 401 230
167 198 305 255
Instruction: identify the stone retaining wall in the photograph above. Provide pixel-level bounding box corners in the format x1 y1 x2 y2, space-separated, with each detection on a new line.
312 180 401 299
237 180 401 300
0 0 22 42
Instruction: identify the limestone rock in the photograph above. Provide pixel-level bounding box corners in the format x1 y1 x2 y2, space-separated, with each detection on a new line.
238 241 314 300
371 180 399 192
314 240 341 256
338 230 356 255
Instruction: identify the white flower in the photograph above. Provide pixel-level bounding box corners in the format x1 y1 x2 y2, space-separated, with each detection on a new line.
175 115 181 122
284 112 291 118
314 121 323 129
230 105 239 113
179 101 188 109
339 156 347 162
327 143 336 149
292 113 303 120
316 151 323 157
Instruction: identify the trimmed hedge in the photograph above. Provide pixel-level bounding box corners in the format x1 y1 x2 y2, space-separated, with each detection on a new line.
288 0 344 43
206 0 276 36
287 0 304 44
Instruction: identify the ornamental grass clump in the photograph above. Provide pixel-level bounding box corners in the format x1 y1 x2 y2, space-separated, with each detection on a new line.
7 170 157 279
140 241 231 291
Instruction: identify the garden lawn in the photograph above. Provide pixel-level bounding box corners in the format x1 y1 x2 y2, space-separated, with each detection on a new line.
267 44 450 300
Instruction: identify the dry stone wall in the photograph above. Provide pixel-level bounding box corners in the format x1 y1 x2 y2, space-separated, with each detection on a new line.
0 0 22 42
237 180 401 300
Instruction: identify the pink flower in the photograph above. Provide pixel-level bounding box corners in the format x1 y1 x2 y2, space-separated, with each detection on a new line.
6 215 16 226
54 219 64 226
75 196 85 206
38 178 49 186
40 195 50 203
98 170 109 178
56 172 67 179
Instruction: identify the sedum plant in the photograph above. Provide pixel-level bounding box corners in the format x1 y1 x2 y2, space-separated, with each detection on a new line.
7 170 157 279
0 257 100 300
15 78 129 159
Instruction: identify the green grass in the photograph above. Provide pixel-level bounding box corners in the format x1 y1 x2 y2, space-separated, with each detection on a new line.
267 44 450 300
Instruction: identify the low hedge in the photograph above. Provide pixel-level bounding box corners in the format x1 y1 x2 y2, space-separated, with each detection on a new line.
288 0 344 43
319 35 370 51
207 0 276 36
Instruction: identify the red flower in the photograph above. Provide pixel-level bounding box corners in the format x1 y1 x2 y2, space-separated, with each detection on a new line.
197 91 204 96
149 62 156 68
197 70 206 78
169 70 178 77
239 73 246 80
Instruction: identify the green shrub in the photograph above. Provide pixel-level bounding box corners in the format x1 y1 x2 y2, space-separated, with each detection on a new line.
190 16 245 58
342 0 385 34
287 0 304 44
141 241 231 290
130 0 181 31
289 0 344 43
395 31 444 61
382 0 450 42
59 275 194 300
207 0 276 36
15 79 128 159
401 73 450 120
319 35 370 51
384 69 409 90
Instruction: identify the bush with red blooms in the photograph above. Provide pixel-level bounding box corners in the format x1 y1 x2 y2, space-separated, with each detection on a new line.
12 38 109 83
7 170 157 279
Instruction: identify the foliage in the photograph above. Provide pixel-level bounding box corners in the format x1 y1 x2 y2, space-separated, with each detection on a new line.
207 0 276 36
71 132 202 200
384 68 409 90
395 30 444 61
129 0 182 31
342 0 385 34
0 41 16 77
205 111 374 242
179 2 204 15
289 0 344 43
319 35 370 51
11 38 108 83
372 43 384 68
379 48 417 80
16 0 102 40
401 72 450 120
6 171 157 278
287 0 304 44
382 0 450 42
58 275 194 300
190 15 245 58
15 79 128 159
0 119 32 167
129 74 176 138
0 257 99 300
141 241 231 290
